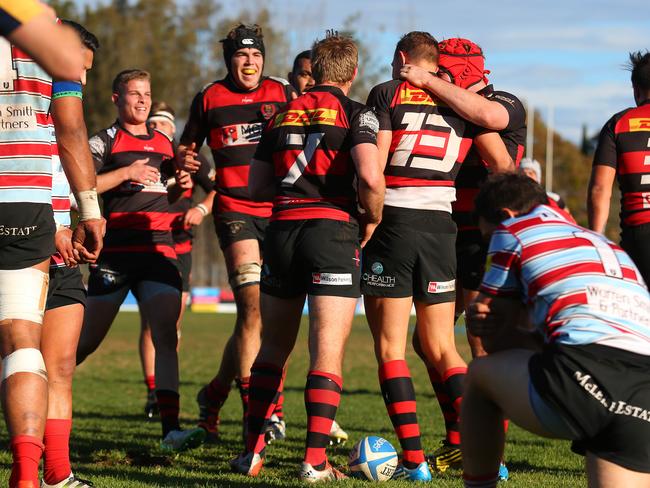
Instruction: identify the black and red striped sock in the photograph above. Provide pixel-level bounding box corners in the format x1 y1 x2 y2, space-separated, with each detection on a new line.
236 376 251 420
245 363 283 454
206 376 231 410
379 360 425 468
272 368 287 420
443 367 467 429
428 367 460 446
145 375 156 392
304 371 342 470
156 389 180 438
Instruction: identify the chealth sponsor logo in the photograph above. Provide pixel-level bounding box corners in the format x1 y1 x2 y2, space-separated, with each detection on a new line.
427 279 455 294
312 272 352 285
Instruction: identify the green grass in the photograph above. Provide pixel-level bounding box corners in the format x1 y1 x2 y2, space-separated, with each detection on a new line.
1 312 586 486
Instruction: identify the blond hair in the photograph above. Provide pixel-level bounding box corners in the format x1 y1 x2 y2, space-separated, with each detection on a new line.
112 69 151 95
311 35 358 84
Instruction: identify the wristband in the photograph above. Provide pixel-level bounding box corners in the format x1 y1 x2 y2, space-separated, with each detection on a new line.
74 189 102 221
196 203 209 216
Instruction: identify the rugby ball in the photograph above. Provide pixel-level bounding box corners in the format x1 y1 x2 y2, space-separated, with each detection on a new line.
348 436 398 481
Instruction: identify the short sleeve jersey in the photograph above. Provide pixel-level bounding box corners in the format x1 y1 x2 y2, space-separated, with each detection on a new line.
480 204 650 356
180 76 295 218
366 79 476 213
253 85 378 222
89 122 176 258
593 101 650 229
453 87 526 233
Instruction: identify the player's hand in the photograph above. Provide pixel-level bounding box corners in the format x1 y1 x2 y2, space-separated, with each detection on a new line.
183 207 205 228
399 64 436 88
71 218 106 264
466 301 503 338
54 226 78 267
126 158 158 185
176 170 193 190
359 218 380 248
177 143 200 173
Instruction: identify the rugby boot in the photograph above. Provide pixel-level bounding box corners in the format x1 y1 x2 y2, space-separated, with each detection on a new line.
392 461 432 481
230 451 265 477
160 427 206 452
299 462 347 482
428 440 463 473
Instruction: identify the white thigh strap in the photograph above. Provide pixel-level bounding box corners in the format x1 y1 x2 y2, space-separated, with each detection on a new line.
0 268 48 324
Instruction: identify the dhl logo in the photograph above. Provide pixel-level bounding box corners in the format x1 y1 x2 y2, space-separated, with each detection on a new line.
399 87 436 106
629 118 650 132
274 108 338 127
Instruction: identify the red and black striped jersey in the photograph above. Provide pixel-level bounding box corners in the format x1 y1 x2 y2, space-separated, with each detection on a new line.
180 76 295 217
254 85 378 222
593 101 650 228
452 87 526 233
169 152 213 253
89 121 176 258
366 79 476 213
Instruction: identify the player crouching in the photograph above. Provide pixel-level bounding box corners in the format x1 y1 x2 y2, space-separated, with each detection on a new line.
461 173 650 488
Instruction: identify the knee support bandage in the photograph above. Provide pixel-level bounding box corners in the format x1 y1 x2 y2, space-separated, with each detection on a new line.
229 262 261 290
2 348 47 381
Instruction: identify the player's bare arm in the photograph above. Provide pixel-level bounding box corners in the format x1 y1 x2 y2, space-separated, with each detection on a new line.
474 131 515 173
400 64 509 130
468 293 539 354
51 91 105 263
375 130 392 173
184 190 216 227
248 158 276 202
96 158 158 194
351 142 385 247
587 165 616 234
6 2 85 80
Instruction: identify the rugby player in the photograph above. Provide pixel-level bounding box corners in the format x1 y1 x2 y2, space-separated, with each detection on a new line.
288 49 315 95
140 101 215 419
462 173 650 488
588 51 650 284
400 38 525 474
520 157 569 211
40 20 99 488
0 34 103 488
75 69 204 451
362 33 515 480
231 34 384 481
177 24 295 442
0 0 86 80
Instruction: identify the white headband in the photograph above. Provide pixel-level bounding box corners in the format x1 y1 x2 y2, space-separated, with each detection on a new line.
148 110 176 131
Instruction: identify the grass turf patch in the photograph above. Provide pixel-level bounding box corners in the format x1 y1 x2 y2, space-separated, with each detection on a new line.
0 312 585 486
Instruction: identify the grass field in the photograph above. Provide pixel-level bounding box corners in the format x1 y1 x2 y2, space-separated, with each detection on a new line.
0 312 586 487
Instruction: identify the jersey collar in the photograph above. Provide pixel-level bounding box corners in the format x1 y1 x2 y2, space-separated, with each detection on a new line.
306 85 345 97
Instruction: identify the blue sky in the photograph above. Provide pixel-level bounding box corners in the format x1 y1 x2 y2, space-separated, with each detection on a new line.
73 0 647 145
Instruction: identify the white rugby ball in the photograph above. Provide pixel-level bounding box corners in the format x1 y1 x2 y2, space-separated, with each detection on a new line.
348 435 398 481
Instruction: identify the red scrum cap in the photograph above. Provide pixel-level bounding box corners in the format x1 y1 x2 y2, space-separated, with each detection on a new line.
438 38 490 89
